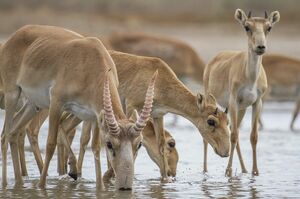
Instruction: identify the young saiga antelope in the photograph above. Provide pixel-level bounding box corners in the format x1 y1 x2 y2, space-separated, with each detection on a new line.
204 9 280 176
0 25 155 190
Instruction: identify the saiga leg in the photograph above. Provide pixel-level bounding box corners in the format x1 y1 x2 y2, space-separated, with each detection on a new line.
1 89 21 187
77 121 92 177
58 127 76 176
62 128 76 176
91 123 104 190
236 109 247 173
203 140 208 173
225 97 239 177
18 128 28 176
57 130 66 175
57 115 81 179
56 112 74 175
39 98 63 188
290 98 300 131
26 110 48 174
251 99 262 176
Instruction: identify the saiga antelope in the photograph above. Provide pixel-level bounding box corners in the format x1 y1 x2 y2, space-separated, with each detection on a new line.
0 25 156 190
262 54 300 130
204 9 280 176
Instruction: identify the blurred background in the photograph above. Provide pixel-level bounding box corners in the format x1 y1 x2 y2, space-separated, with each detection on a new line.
0 0 299 97
0 0 299 55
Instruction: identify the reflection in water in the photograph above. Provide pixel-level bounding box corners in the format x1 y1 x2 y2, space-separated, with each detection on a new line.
1 103 300 198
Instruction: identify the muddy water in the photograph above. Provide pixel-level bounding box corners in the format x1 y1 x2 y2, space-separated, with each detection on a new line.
0 102 300 198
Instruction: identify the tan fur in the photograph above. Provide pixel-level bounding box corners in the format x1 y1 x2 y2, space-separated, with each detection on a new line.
0 25 146 190
262 54 300 130
203 9 280 176
106 32 205 82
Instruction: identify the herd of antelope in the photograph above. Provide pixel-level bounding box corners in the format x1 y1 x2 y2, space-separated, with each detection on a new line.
1 8 298 190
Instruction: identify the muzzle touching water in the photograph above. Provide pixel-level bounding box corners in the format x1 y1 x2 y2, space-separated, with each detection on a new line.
114 142 135 190
115 163 134 190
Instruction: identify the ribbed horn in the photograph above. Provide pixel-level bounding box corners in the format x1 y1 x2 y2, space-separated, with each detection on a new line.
264 11 268 19
248 11 252 18
133 70 158 132
103 74 120 134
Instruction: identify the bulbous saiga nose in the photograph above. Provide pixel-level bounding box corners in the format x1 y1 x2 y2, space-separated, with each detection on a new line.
257 45 266 50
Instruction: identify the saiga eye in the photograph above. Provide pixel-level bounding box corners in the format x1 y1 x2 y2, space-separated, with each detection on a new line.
106 141 113 149
207 119 216 127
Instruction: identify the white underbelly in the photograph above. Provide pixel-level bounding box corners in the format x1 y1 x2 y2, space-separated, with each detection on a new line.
63 102 96 121
21 85 51 109
237 88 258 109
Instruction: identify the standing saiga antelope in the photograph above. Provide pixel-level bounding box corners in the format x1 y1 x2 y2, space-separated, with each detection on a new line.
203 9 280 176
0 25 156 190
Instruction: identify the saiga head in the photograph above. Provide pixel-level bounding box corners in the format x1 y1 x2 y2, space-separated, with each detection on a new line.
141 121 179 177
235 9 280 55
98 71 157 190
194 94 230 158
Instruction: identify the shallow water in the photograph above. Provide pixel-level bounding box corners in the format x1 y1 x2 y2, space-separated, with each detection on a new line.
0 102 300 198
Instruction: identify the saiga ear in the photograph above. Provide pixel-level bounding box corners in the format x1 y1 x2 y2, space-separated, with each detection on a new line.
196 93 205 111
269 11 280 25
235 8 248 25
129 109 139 122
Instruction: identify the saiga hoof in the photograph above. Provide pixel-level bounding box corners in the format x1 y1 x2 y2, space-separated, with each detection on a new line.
241 168 248 173
225 167 232 177
68 172 78 180
252 170 259 176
